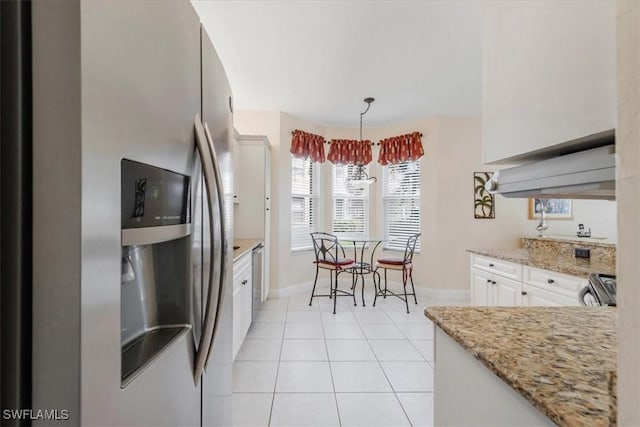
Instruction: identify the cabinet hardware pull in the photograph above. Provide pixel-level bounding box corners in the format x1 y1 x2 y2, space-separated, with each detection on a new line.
486 278 492 283
521 291 527 296
547 279 555 284
489 263 494 267
492 281 496 285
242 279 247 285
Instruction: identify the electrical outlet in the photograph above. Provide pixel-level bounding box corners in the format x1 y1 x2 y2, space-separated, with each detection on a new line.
575 248 591 259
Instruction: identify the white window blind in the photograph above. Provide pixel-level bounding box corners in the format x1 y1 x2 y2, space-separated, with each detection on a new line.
291 157 318 252
332 164 369 238
383 161 421 251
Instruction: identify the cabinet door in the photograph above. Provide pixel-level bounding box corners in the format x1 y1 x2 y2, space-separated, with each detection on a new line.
232 282 243 359
494 276 522 307
240 268 253 339
471 268 493 306
521 284 579 307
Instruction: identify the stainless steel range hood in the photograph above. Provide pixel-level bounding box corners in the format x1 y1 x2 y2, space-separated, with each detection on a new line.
485 144 616 200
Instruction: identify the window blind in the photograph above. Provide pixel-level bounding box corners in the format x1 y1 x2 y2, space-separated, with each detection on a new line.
291 157 318 251
382 161 421 251
332 164 368 238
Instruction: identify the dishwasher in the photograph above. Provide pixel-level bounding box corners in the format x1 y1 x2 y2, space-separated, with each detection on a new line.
252 243 264 321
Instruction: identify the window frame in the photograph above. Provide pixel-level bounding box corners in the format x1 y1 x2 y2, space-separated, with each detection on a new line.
382 161 421 252
331 164 370 239
290 156 319 253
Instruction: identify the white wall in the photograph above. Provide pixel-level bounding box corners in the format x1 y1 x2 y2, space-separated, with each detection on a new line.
234 111 328 295
235 112 618 295
233 111 281 294
482 0 616 163
526 199 617 242
616 1 640 423
366 117 532 292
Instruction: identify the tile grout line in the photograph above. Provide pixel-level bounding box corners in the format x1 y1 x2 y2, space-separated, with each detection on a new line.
266 298 289 427
319 306 343 427
353 300 416 427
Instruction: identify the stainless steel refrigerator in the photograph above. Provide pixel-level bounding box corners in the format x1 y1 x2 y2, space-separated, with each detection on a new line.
1 1 232 425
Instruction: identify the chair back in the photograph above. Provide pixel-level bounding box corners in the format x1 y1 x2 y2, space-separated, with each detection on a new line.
310 232 344 264
402 233 421 264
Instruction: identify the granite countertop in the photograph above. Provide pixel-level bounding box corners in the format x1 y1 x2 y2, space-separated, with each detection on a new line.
467 248 615 277
425 306 617 427
233 238 263 261
522 235 616 248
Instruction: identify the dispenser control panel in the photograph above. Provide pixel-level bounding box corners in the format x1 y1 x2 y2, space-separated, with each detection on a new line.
121 159 190 229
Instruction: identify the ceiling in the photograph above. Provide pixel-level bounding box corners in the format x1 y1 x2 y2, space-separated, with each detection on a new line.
192 1 482 127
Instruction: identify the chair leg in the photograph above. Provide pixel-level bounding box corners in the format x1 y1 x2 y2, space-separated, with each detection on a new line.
410 269 418 304
360 274 365 307
333 271 338 314
383 269 388 298
329 272 333 299
351 273 357 307
373 270 379 307
403 269 410 314
352 273 357 306
308 266 320 306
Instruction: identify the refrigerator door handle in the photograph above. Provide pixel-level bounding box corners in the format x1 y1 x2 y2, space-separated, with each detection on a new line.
193 114 220 384
203 122 227 370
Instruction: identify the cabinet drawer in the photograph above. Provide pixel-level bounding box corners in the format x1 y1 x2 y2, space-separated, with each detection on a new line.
522 283 581 307
470 254 522 281
233 251 252 279
523 266 585 296
233 265 251 291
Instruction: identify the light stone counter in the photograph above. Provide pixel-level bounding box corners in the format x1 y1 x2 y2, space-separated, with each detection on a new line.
425 306 617 426
233 238 263 262
467 248 615 277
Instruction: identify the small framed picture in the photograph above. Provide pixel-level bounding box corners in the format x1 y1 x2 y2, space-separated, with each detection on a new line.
528 198 573 220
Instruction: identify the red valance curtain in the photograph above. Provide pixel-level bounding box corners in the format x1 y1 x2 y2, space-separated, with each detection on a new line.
290 129 326 163
327 139 373 165
378 132 424 165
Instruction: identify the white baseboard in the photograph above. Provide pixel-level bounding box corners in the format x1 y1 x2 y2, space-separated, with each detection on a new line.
270 278 329 299
270 278 469 301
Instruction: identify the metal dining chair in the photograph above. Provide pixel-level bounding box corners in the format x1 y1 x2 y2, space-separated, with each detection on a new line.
372 233 420 313
309 232 357 314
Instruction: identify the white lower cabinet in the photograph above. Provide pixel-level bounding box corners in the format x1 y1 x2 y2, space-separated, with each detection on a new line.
495 276 523 306
470 254 583 307
233 252 253 360
521 283 581 307
471 267 523 307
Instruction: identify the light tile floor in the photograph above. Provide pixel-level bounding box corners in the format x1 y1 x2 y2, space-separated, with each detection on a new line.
233 285 460 427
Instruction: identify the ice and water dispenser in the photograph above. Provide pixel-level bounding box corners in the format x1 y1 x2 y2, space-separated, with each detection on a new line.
120 159 192 387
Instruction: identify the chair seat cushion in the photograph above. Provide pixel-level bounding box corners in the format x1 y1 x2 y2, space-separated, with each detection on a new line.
376 261 412 271
377 257 406 265
316 258 355 267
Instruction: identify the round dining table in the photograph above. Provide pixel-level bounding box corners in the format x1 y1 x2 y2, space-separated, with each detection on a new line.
337 236 389 307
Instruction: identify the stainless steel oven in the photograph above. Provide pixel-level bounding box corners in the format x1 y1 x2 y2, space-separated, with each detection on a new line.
579 273 616 306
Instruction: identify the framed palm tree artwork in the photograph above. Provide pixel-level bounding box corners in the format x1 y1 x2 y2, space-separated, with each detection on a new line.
474 172 495 219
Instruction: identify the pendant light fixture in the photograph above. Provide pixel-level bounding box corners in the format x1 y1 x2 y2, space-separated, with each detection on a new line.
349 97 377 187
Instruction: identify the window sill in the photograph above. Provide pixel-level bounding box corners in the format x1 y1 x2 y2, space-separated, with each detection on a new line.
291 248 313 255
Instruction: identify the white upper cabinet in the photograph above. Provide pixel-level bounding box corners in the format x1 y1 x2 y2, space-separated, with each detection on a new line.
482 1 616 164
